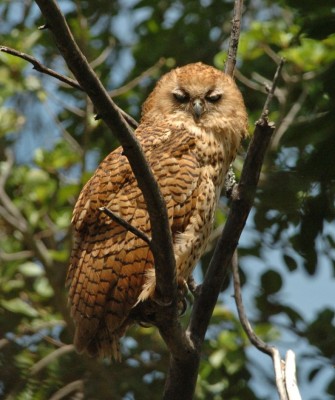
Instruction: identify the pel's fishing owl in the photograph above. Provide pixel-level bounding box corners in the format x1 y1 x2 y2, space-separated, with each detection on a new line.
67 62 248 360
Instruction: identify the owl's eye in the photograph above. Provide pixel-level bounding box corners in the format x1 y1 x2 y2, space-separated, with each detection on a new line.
173 90 189 103
205 93 222 103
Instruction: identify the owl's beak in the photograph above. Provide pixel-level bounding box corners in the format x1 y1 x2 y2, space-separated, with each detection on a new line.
192 98 204 119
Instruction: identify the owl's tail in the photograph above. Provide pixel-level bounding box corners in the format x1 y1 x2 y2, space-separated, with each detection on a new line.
74 321 124 361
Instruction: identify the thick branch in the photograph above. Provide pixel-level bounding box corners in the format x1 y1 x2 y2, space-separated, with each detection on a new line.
34 0 177 309
189 59 284 344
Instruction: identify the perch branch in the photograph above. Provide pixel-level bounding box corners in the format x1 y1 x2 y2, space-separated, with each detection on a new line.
34 0 183 352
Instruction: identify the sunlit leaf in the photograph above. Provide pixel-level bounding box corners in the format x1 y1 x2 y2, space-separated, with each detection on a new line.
19 262 44 278
1 298 39 317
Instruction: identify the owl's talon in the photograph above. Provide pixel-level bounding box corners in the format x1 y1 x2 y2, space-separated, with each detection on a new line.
152 295 172 307
139 321 153 328
178 297 188 316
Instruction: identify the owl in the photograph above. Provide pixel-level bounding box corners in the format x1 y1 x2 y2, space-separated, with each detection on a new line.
67 62 248 360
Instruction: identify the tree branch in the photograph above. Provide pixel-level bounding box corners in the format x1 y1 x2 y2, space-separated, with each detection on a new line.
271 89 307 149
231 251 272 355
34 0 177 306
224 0 244 76
30 344 75 375
108 57 166 98
49 380 84 400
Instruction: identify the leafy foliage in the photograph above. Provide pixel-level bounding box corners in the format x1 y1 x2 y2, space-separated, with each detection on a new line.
0 0 334 399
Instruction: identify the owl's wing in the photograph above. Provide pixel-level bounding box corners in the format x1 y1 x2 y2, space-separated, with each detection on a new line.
67 127 200 358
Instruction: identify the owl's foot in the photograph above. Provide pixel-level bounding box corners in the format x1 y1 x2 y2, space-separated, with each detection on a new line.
177 277 188 316
187 275 201 298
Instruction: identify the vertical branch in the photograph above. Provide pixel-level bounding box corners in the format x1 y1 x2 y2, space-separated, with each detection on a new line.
225 0 244 77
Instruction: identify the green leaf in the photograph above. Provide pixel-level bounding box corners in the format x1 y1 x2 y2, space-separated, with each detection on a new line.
1 298 39 317
283 254 298 271
260 270 283 294
19 262 44 278
34 277 54 298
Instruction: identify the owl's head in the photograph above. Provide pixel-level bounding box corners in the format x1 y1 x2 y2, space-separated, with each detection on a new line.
141 62 248 137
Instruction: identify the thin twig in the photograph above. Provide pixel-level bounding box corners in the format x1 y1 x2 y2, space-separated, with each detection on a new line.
251 71 286 105
90 40 114 69
224 0 244 77
0 250 34 261
231 250 272 355
49 380 84 400
99 206 152 247
261 58 285 119
235 69 268 93
30 344 75 375
271 89 307 149
0 45 82 89
0 45 138 129
109 57 166 98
